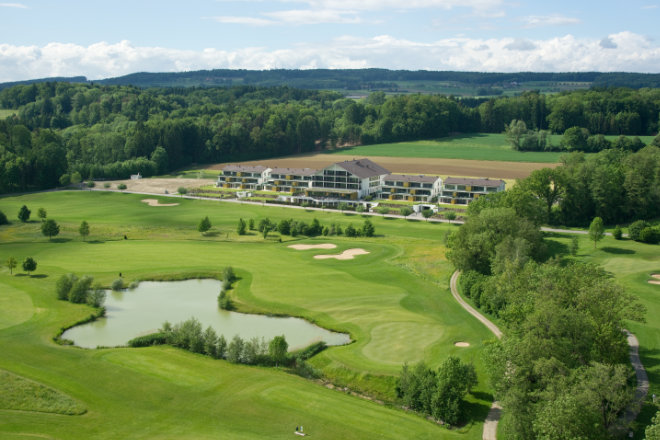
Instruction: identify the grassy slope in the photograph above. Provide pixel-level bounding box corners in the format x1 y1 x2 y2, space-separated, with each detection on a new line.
0 191 492 439
324 133 657 163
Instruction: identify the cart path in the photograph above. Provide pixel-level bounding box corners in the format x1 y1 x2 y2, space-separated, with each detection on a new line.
449 270 502 440
450 270 649 439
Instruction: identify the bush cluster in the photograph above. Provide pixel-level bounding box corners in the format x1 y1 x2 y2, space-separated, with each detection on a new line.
218 266 236 310
142 318 292 367
247 217 375 238
629 220 660 244
55 273 106 307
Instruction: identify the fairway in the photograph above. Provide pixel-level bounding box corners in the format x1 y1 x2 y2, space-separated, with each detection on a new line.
0 191 493 439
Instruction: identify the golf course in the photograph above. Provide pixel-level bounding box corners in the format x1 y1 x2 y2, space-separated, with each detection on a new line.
1 188 659 438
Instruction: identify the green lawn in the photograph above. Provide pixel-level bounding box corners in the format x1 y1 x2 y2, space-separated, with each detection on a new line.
324 133 657 164
0 191 491 439
0 109 18 118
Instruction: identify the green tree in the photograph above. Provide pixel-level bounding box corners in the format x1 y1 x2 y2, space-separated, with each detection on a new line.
612 225 623 240
432 356 477 425
337 202 349 212
355 205 365 214
17 205 30 222
377 206 389 216
248 218 255 230
198 216 211 234
269 335 288 366
22 257 37 275
561 126 590 151
0 210 7 225
421 209 433 222
444 211 457 224
79 220 90 241
237 218 247 235
505 119 528 150
37 207 47 221
55 273 76 300
227 335 244 363
519 168 565 222
588 217 605 248
362 219 375 237
70 171 82 186
646 411 660 440
177 186 187 195
41 219 60 240
399 206 413 218
6 256 17 275
203 326 219 358
69 275 93 303
87 283 107 307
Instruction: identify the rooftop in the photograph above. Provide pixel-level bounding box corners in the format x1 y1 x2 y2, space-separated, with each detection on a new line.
383 174 440 184
222 164 268 173
335 158 390 178
269 167 319 176
444 177 505 187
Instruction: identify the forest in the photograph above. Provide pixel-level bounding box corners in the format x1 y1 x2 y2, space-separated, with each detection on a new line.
0 82 659 200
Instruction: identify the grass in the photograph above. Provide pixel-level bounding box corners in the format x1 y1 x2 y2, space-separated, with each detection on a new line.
0 191 492 439
0 369 86 415
0 109 18 118
324 133 657 164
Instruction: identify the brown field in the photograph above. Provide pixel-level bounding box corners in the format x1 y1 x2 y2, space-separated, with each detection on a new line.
204 153 556 179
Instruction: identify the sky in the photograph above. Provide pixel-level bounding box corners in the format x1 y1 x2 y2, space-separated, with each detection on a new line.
0 0 659 82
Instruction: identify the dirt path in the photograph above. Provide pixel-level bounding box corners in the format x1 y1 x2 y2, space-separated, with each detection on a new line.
623 330 650 425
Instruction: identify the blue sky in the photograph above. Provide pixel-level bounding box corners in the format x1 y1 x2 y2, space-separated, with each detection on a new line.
0 0 659 82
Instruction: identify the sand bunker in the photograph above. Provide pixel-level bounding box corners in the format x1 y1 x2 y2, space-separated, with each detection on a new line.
454 342 470 347
651 274 660 280
141 198 179 207
288 243 337 250
648 274 660 285
313 249 370 260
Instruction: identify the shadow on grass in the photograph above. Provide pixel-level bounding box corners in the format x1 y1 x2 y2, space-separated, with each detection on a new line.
203 231 220 237
30 274 48 279
601 247 635 255
50 238 72 243
460 394 493 427
85 240 105 244
544 238 569 259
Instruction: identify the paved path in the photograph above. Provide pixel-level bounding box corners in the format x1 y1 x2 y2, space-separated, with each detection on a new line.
624 330 650 425
449 270 502 440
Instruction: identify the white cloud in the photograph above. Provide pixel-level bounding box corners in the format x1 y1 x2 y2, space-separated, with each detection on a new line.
1 32 659 83
641 4 658 9
0 2 28 8
264 9 362 24
522 14 581 28
208 16 275 25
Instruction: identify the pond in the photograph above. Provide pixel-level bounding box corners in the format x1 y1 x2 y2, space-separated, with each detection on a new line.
62 279 350 350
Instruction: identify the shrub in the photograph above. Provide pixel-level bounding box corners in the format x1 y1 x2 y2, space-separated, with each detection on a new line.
87 284 107 308
117 183 127 190
103 182 111 188
223 266 236 282
128 332 168 347
639 227 660 244
56 274 77 300
86 181 95 188
128 281 139 290
628 220 648 241
178 187 188 195
0 210 7 225
111 278 124 291
612 225 623 240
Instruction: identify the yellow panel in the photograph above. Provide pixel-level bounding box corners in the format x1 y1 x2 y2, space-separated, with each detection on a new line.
466 186 472 192
404 182 410 188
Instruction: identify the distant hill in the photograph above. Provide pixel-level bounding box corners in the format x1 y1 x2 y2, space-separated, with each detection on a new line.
0 76 87 91
2 70 660 95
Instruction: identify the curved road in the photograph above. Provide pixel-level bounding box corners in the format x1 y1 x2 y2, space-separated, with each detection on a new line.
449 270 649 440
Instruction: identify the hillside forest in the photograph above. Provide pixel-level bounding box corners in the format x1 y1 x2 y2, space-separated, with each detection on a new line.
0 82 659 226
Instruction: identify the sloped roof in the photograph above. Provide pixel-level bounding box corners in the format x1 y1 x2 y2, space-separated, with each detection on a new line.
383 174 440 184
444 177 505 187
223 164 268 173
269 167 318 176
334 158 390 178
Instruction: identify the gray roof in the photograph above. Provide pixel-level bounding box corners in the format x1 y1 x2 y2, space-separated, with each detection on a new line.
269 167 318 176
444 177 505 187
384 174 440 184
223 164 268 173
334 158 390 178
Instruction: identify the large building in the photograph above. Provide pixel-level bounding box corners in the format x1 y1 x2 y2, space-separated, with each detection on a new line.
217 159 504 204
439 177 506 205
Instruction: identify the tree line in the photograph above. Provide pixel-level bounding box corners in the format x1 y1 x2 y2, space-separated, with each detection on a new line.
1 82 659 193
446 197 647 438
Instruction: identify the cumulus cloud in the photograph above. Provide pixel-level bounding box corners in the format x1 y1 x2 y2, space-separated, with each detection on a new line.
600 37 617 49
1 32 659 82
522 14 581 28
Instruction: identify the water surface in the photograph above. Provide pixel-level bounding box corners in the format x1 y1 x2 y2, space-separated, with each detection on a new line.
62 279 350 349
